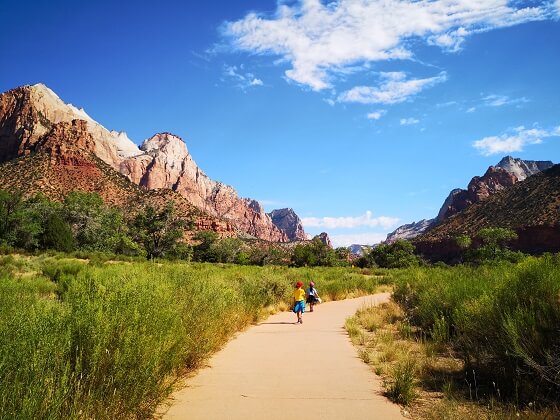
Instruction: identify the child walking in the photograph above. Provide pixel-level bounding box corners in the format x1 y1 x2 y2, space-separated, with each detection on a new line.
306 281 320 312
293 281 306 324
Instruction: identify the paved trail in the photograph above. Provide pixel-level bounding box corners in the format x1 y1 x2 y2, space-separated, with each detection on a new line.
162 293 404 420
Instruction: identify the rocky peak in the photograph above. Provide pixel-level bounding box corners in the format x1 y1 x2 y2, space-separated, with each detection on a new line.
142 132 188 155
391 155 554 243
0 83 142 170
269 208 307 241
385 219 435 243
315 232 333 248
496 155 554 181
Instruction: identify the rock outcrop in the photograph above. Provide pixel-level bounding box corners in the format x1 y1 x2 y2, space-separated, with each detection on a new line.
415 164 560 260
120 133 287 242
268 208 307 241
0 84 141 167
0 84 292 242
437 166 518 220
386 156 554 242
385 219 435 243
496 155 554 181
315 232 333 248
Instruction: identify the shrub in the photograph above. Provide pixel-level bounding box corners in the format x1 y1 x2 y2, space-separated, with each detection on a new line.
386 357 417 405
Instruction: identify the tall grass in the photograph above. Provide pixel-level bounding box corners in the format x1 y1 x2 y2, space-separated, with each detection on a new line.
0 257 380 419
391 255 560 405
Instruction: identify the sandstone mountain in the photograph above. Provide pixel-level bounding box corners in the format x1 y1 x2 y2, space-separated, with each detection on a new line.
119 132 287 241
0 84 294 242
0 115 234 236
385 156 554 242
268 208 307 241
385 219 435 243
415 164 560 260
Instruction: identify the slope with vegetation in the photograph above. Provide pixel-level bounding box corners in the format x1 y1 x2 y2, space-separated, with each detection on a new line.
415 164 560 261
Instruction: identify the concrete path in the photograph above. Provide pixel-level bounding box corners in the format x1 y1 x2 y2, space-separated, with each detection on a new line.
162 293 404 420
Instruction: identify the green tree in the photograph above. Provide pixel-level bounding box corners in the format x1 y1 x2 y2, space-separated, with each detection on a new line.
362 240 419 269
192 230 219 262
132 204 186 259
0 190 24 246
41 213 74 252
468 227 521 263
210 238 243 263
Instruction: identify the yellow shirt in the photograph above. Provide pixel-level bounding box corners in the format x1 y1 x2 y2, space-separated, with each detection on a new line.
293 288 306 302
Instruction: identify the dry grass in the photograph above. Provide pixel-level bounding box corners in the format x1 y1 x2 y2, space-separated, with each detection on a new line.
346 300 557 419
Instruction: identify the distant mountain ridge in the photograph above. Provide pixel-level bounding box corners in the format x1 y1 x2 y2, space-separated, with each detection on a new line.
415 164 560 260
0 83 305 242
385 156 554 243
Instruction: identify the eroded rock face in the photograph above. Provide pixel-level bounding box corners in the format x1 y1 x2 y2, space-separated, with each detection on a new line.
120 133 288 242
269 208 307 241
315 232 333 248
0 84 141 168
496 156 553 181
386 156 555 243
437 166 518 220
38 120 96 166
385 219 435 243
0 84 291 242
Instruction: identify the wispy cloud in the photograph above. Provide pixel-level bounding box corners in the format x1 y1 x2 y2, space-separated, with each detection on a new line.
223 0 556 91
329 232 388 247
302 211 399 230
473 125 560 156
367 110 386 120
223 65 264 90
400 117 420 126
467 107 476 113
481 94 529 107
338 72 447 105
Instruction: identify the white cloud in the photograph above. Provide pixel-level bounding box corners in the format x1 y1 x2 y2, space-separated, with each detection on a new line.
367 110 386 120
224 0 555 91
467 107 476 113
338 72 447 104
223 65 264 90
330 232 388 248
482 94 529 107
400 117 420 125
302 211 399 230
473 125 560 156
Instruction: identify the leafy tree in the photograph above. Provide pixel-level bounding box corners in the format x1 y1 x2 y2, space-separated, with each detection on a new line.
455 235 472 250
132 204 186 259
192 230 219 262
291 238 338 267
63 192 131 252
467 227 522 263
360 240 419 268
209 238 243 263
41 213 74 252
0 190 24 246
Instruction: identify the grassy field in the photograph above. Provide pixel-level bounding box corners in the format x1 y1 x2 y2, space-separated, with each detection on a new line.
346 255 560 418
0 254 384 419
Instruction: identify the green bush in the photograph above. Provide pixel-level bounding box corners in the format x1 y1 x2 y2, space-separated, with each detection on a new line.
392 255 560 404
0 258 380 419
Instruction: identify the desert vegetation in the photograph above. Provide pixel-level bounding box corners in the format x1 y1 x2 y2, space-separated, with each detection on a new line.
347 254 560 418
0 254 382 419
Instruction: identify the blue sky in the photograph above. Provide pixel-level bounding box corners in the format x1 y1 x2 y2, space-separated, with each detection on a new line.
1 0 559 246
